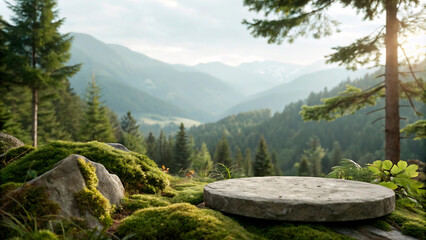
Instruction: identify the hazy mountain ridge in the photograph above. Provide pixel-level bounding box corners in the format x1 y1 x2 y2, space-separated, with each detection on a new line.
224 68 372 115
68 33 243 122
67 32 373 124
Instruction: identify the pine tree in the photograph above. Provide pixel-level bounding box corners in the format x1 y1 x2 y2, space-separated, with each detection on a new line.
164 135 175 169
213 134 233 167
244 148 252 176
80 75 115 142
235 147 244 170
173 123 191 173
121 111 140 136
300 136 326 177
146 132 157 159
253 136 273 176
243 0 425 163
5 0 80 147
120 111 145 154
192 142 213 174
155 130 167 166
298 157 311 176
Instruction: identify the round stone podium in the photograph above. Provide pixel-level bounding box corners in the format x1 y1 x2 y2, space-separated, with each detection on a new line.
203 177 395 222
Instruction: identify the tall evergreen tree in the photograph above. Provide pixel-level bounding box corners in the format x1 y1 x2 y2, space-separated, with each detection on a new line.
119 111 145 154
244 148 252 176
213 134 233 167
146 132 157 159
164 135 175 169
235 147 244 170
173 123 191 173
155 130 167 166
243 0 425 163
300 136 326 177
192 142 213 174
5 0 80 147
254 136 273 176
121 111 140 136
80 75 115 142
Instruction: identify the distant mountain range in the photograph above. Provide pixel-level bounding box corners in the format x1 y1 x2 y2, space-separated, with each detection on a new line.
68 33 242 122
67 32 373 124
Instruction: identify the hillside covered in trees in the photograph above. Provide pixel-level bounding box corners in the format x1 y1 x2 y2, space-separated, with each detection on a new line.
189 68 426 175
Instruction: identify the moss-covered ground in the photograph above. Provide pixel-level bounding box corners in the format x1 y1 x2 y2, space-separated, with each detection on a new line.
0 141 168 193
0 142 424 240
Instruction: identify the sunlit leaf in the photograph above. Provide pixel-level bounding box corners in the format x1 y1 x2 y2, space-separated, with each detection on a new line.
382 160 393 171
379 181 398 190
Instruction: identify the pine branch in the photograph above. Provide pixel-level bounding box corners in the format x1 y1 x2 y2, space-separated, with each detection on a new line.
300 84 385 121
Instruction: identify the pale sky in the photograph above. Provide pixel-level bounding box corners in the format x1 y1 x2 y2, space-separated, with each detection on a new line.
1 0 424 66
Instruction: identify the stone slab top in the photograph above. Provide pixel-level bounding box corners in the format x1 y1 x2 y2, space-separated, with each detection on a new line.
203 176 395 222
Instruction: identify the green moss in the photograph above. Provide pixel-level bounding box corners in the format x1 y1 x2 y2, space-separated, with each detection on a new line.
0 141 168 193
0 145 35 169
15 229 59 240
0 184 60 218
266 225 353 240
401 222 426 240
386 204 426 239
167 178 212 205
0 182 23 196
371 219 392 231
117 203 258 240
74 158 113 227
121 194 170 212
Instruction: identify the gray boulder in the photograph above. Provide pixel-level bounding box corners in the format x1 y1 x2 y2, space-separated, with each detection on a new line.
28 154 125 228
0 132 24 154
106 143 130 152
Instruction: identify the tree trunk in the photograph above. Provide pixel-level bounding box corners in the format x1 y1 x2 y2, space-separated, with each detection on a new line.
32 88 38 147
385 0 400 164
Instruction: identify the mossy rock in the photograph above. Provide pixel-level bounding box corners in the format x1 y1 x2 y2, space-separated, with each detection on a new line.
0 145 35 169
0 141 168 193
401 222 426 240
117 203 258 240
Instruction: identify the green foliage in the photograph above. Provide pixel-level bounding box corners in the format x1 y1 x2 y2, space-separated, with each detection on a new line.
119 111 145 154
145 132 157 159
213 134 233 167
117 203 257 240
297 136 325 177
254 136 273 176
300 85 384 121
244 148 252 177
0 184 60 219
242 0 339 44
0 145 35 169
173 123 191 173
80 77 116 143
401 120 426 140
0 182 23 197
191 142 213 177
327 159 374 182
5 0 81 146
368 160 425 200
0 141 169 193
